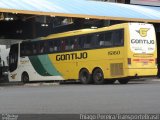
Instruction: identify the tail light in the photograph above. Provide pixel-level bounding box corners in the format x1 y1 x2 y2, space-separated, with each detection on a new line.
128 58 131 65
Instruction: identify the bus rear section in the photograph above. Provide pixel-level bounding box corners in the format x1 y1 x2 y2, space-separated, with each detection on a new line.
126 23 157 78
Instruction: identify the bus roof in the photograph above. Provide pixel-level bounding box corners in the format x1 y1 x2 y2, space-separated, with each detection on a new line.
0 0 160 23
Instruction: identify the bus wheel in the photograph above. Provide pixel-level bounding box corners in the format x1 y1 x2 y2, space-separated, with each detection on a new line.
93 68 104 84
21 72 29 83
79 69 92 84
118 79 129 84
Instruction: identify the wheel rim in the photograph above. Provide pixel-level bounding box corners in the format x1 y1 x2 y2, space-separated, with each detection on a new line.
93 69 104 84
95 72 103 81
81 72 88 82
23 76 28 81
79 69 91 84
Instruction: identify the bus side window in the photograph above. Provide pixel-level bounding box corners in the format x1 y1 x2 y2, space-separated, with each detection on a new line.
84 35 91 49
70 39 74 50
54 40 59 51
44 41 49 53
111 29 124 46
104 32 112 47
72 38 78 50
49 41 54 52
32 43 37 54
91 33 100 48
60 40 66 51
41 42 45 53
36 43 41 54
78 36 84 49
65 39 71 50
97 33 104 47
54 46 58 51
26 43 32 55
118 30 124 46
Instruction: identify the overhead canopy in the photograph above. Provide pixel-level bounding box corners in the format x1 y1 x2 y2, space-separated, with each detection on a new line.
0 0 160 23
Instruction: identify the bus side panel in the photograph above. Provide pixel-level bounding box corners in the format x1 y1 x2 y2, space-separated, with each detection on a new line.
9 56 64 82
48 47 125 80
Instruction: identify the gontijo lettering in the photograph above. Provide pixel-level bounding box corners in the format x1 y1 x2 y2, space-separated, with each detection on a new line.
56 52 88 61
131 39 154 44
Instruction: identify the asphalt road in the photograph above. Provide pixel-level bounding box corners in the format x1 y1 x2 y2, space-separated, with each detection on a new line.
0 79 160 114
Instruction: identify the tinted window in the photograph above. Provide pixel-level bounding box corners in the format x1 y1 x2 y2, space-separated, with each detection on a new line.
9 44 18 72
111 29 124 46
20 29 124 57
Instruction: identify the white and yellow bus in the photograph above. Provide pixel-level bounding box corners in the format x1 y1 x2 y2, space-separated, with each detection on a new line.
9 23 157 84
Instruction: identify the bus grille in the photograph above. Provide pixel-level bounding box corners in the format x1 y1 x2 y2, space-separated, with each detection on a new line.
110 63 123 76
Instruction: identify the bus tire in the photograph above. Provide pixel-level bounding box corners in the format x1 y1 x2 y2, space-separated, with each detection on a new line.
21 72 29 83
79 69 92 84
93 68 104 84
118 79 129 84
